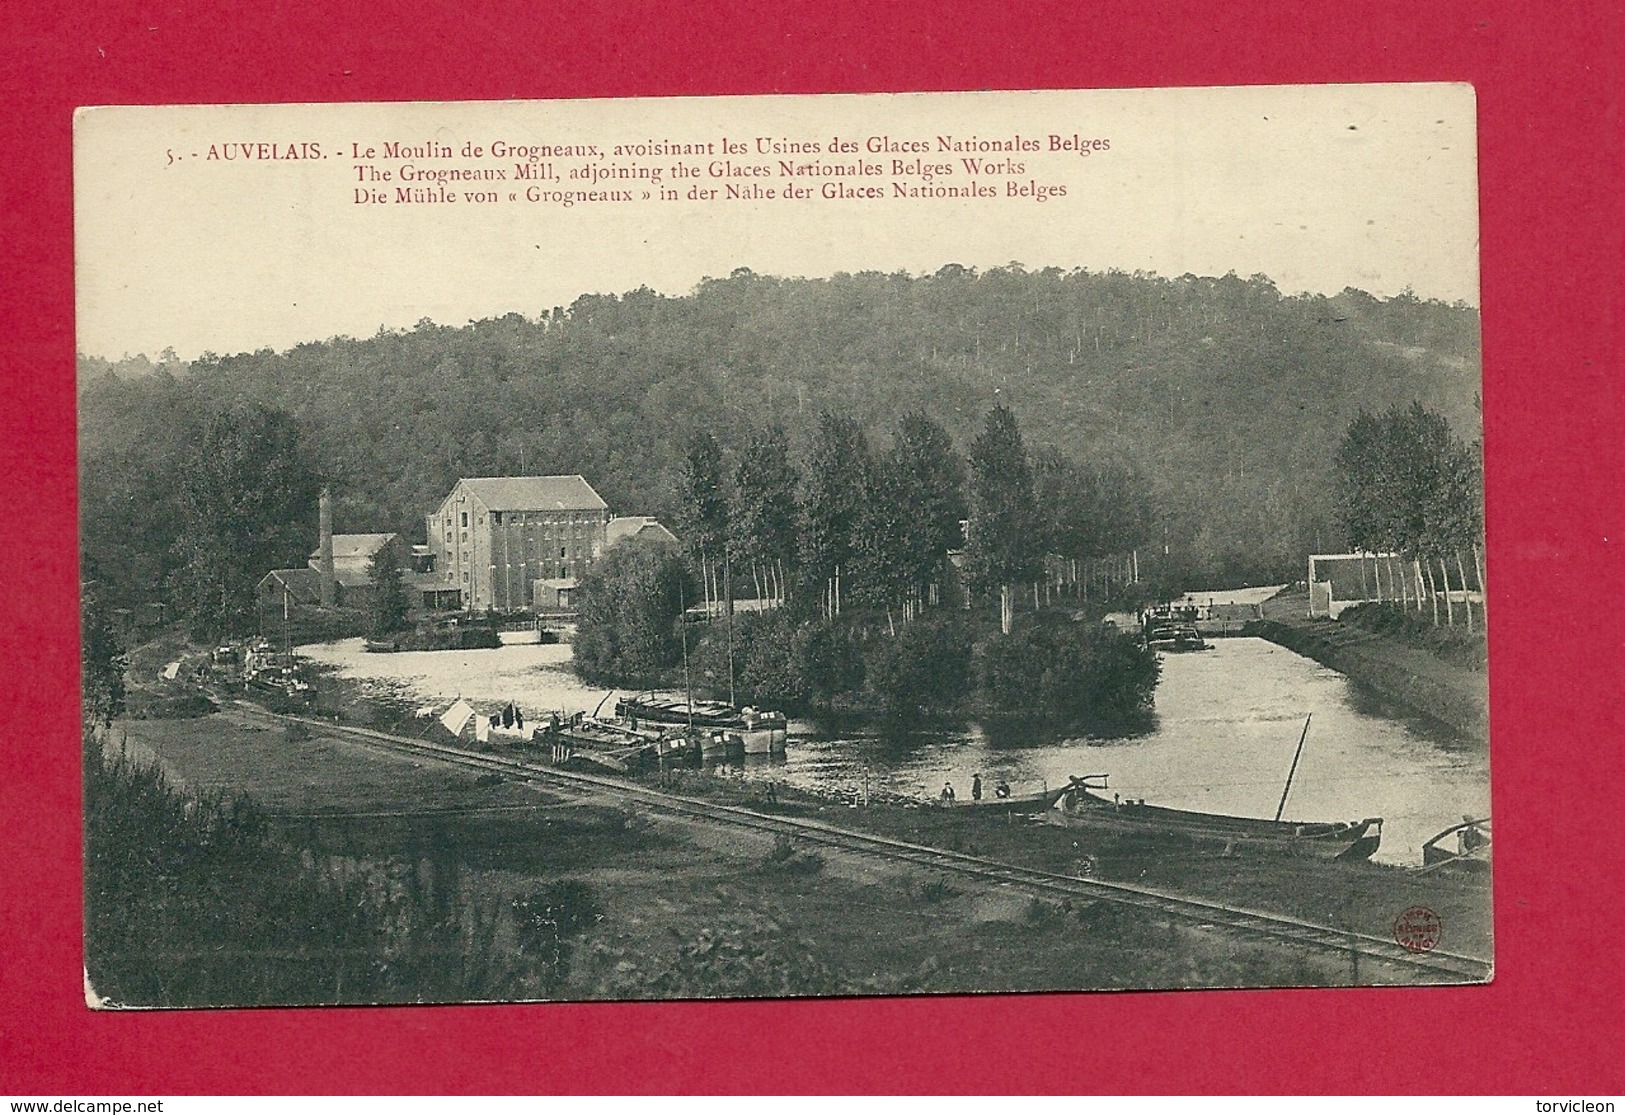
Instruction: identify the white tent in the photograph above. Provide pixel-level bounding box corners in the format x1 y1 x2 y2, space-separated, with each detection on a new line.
438 699 477 738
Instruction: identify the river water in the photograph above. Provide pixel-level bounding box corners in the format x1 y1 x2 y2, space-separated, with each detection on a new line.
297 634 1489 866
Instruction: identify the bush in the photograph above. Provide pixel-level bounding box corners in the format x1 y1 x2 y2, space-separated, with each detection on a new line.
582 906 842 999
761 834 826 875
396 624 502 652
915 876 959 904
573 545 691 686
692 610 872 711
1338 602 1487 671
83 729 562 1006
974 618 1159 726
125 691 219 719
511 881 601 971
862 612 973 717
790 616 869 705
673 602 1161 728
692 607 807 706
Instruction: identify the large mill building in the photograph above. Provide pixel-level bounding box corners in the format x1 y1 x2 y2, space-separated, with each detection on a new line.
424 475 612 612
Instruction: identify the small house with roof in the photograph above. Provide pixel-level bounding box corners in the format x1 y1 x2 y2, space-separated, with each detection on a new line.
257 532 403 612
605 516 680 551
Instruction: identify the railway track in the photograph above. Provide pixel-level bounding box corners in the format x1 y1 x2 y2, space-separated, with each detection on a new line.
235 703 1493 984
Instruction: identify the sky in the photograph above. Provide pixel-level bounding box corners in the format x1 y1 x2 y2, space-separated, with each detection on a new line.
74 84 1480 361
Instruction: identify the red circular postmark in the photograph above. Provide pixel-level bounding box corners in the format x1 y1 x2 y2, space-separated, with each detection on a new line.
1393 906 1443 952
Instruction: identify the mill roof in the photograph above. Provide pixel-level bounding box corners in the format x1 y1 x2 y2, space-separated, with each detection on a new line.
457 475 608 512
606 517 680 547
309 533 398 565
330 567 373 589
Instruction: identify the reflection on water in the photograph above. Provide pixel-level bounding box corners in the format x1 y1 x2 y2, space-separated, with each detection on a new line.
977 709 1160 749
299 635 1489 865
299 639 613 715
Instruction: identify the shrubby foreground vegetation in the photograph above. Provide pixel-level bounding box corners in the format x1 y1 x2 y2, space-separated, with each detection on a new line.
83 734 570 1006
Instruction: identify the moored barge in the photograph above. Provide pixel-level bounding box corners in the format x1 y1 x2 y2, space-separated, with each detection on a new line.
1059 775 1383 861
615 695 789 756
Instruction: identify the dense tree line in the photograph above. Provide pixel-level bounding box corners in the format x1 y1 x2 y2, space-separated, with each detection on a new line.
80 391 321 640
659 405 1152 631
172 405 322 637
81 266 1481 627
575 403 1161 726
679 606 1158 728
1333 402 1485 628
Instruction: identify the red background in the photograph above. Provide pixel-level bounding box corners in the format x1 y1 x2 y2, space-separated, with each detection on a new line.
3 0 1621 1095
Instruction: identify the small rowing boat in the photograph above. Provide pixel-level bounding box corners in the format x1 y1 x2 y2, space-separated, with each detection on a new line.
1419 816 1490 874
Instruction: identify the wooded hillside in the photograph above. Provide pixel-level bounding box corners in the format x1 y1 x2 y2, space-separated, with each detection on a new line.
79 266 1480 616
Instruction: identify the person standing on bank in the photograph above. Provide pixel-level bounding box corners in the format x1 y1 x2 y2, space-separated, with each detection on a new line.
972 773 983 801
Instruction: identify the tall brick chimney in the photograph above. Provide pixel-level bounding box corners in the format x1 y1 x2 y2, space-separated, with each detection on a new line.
318 486 335 607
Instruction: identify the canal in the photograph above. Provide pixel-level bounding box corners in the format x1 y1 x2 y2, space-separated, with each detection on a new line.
298 634 1489 866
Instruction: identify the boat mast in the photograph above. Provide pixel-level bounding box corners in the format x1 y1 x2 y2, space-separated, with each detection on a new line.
679 577 694 731
724 548 736 707
1274 713 1312 822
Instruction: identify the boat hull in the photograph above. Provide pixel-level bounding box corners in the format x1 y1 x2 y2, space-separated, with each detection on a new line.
1420 818 1491 874
740 724 786 754
537 715 665 771
1145 626 1208 652
936 787 1070 814
1060 783 1382 861
616 697 788 755
1421 846 1489 872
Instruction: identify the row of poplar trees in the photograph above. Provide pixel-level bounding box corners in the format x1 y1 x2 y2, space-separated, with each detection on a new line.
676 404 1151 636
1333 402 1486 628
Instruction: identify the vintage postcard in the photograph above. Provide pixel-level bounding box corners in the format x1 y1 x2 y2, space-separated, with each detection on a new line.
76 85 1488 1007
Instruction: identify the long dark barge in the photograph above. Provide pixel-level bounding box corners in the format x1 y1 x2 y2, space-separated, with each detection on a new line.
1059 775 1383 862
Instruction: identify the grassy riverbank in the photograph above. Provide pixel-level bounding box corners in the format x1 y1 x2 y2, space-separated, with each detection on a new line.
624 763 1493 963
97 700 1490 1006
1252 589 1489 740
85 727 564 1007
